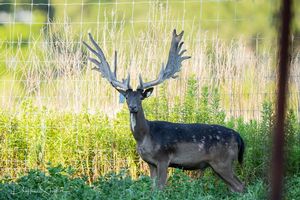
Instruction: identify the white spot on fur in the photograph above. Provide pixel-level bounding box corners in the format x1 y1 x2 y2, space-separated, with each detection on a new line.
198 143 204 151
218 131 221 134
192 135 196 142
216 136 220 140
130 113 136 130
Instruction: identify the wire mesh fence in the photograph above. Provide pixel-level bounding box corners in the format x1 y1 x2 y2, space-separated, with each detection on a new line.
0 0 299 182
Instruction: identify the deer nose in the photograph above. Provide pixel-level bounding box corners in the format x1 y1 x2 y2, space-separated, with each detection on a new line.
129 106 138 113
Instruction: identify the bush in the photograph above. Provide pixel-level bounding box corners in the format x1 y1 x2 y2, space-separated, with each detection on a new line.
1 165 299 200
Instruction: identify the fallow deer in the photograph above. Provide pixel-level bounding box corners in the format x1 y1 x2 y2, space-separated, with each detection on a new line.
83 30 245 192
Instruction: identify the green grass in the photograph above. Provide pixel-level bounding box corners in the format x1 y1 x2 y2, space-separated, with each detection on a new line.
0 164 299 200
0 82 299 199
0 83 299 181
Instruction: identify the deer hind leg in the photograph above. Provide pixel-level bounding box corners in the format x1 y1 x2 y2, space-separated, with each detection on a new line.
209 161 244 193
234 174 244 187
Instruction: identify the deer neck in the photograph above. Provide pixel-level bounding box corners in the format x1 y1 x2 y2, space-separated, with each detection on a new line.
130 108 149 142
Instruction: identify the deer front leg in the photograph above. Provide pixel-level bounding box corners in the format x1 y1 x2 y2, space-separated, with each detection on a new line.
157 161 169 190
148 163 157 179
148 163 157 189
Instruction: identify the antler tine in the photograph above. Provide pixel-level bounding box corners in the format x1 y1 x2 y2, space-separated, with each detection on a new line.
138 74 143 90
114 51 117 77
138 29 191 90
124 73 131 89
137 63 164 90
83 33 131 91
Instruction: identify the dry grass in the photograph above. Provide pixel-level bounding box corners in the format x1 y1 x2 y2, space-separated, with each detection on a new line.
0 4 299 121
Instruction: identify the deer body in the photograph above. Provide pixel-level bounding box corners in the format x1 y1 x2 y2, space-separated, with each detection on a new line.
130 100 244 192
84 30 245 192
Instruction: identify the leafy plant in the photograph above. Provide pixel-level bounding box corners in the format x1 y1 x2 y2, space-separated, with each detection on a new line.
1 165 299 200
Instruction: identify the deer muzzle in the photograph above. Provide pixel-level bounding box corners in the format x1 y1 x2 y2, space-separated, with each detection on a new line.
129 106 138 113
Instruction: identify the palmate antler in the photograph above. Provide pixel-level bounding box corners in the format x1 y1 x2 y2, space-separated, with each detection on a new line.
137 29 191 90
84 30 190 91
83 33 131 91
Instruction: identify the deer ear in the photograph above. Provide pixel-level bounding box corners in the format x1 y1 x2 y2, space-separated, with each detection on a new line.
142 88 154 99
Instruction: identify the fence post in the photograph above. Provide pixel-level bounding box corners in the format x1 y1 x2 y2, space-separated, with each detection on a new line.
270 0 292 199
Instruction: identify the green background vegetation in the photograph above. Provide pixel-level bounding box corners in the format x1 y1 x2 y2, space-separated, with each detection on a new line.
0 81 300 199
0 0 300 199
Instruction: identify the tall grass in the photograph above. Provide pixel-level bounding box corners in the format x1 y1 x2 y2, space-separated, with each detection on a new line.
0 83 299 184
0 3 299 120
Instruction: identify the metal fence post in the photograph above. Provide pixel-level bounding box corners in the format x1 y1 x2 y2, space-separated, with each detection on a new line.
270 0 292 199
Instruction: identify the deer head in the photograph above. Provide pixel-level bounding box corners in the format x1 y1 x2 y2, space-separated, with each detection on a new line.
83 29 190 113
